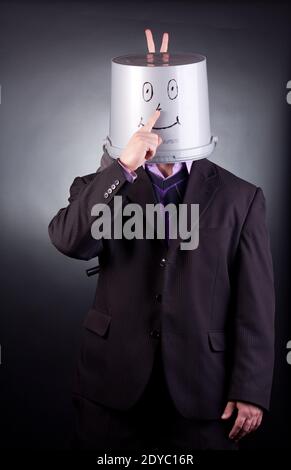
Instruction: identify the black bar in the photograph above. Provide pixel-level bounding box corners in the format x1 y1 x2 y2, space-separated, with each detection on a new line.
86 265 100 277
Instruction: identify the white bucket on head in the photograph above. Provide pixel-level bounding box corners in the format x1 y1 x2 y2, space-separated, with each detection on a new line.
104 52 218 164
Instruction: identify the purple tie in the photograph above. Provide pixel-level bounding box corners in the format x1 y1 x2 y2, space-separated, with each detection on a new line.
145 164 189 243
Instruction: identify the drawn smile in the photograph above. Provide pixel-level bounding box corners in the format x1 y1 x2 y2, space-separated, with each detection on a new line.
138 116 181 130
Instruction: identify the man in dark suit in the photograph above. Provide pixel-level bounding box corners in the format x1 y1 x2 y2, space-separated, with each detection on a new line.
48 31 275 450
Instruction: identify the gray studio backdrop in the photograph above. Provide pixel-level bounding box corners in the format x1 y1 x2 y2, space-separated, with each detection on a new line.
0 1 290 449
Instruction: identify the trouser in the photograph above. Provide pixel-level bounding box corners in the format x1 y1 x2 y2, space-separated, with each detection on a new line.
71 345 238 451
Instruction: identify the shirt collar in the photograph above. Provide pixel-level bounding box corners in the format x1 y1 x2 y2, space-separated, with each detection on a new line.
143 160 193 178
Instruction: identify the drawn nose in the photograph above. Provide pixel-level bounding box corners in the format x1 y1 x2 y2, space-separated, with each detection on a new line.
156 103 162 111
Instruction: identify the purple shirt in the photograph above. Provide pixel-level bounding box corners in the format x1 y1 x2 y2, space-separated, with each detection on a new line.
118 159 193 183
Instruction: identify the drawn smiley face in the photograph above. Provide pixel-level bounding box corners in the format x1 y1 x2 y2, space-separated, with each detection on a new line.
138 78 181 130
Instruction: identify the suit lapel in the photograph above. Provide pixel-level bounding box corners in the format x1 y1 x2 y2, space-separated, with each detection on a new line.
183 158 222 216
168 159 223 252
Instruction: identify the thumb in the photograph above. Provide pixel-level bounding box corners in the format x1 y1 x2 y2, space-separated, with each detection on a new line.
221 401 236 419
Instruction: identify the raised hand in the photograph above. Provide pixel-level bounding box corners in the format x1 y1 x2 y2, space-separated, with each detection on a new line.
119 110 163 171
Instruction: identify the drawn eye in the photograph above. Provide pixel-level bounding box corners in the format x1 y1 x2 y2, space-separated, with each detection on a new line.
142 82 153 102
167 79 178 100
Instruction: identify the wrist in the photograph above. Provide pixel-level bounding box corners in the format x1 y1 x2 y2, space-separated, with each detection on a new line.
118 157 137 172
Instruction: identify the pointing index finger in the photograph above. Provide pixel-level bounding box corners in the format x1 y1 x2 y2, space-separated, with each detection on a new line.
143 110 160 132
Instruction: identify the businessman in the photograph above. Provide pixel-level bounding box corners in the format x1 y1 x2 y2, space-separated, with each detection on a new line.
48 30 275 450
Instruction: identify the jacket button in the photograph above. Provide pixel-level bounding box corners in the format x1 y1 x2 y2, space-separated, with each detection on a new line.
107 188 112 194
150 329 161 339
114 179 120 186
155 293 162 303
104 192 109 198
160 258 166 267
111 184 116 190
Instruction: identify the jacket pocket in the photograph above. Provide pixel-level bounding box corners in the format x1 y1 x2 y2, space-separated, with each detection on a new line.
208 330 226 352
83 308 112 337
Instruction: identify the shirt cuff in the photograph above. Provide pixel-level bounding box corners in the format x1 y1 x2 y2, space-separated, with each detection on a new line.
117 158 137 183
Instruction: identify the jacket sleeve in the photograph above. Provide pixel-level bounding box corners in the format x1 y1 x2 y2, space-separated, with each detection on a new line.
48 153 128 260
228 187 275 411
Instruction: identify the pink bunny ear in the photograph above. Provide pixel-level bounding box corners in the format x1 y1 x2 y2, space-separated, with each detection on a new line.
160 32 169 53
145 29 155 53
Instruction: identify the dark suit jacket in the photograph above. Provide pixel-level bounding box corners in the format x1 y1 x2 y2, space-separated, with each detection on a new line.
48 151 275 419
